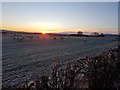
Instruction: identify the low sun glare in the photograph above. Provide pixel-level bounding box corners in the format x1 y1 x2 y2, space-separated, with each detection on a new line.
28 22 63 34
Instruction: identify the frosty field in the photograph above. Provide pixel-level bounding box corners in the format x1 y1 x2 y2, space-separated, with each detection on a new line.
2 35 118 86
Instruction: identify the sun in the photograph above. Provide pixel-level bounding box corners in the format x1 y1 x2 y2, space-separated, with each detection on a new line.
28 22 63 33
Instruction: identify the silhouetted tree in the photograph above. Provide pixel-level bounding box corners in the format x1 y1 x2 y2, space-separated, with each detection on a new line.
100 33 105 37
78 31 83 35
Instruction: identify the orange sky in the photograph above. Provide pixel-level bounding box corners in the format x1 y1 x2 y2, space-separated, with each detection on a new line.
1 25 118 34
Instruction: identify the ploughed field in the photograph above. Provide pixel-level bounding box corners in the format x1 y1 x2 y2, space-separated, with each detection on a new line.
2 35 118 86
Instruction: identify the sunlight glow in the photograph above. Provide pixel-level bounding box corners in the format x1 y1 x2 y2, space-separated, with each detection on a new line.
28 22 63 33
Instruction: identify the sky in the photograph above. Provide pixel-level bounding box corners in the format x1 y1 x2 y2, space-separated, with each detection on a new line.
1 2 118 34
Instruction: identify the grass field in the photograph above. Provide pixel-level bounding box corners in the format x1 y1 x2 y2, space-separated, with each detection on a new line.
2 35 119 87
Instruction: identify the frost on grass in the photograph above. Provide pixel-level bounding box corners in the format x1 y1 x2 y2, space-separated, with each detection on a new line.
2 47 120 90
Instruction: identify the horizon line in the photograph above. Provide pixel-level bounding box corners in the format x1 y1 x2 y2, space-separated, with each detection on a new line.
1 29 119 35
